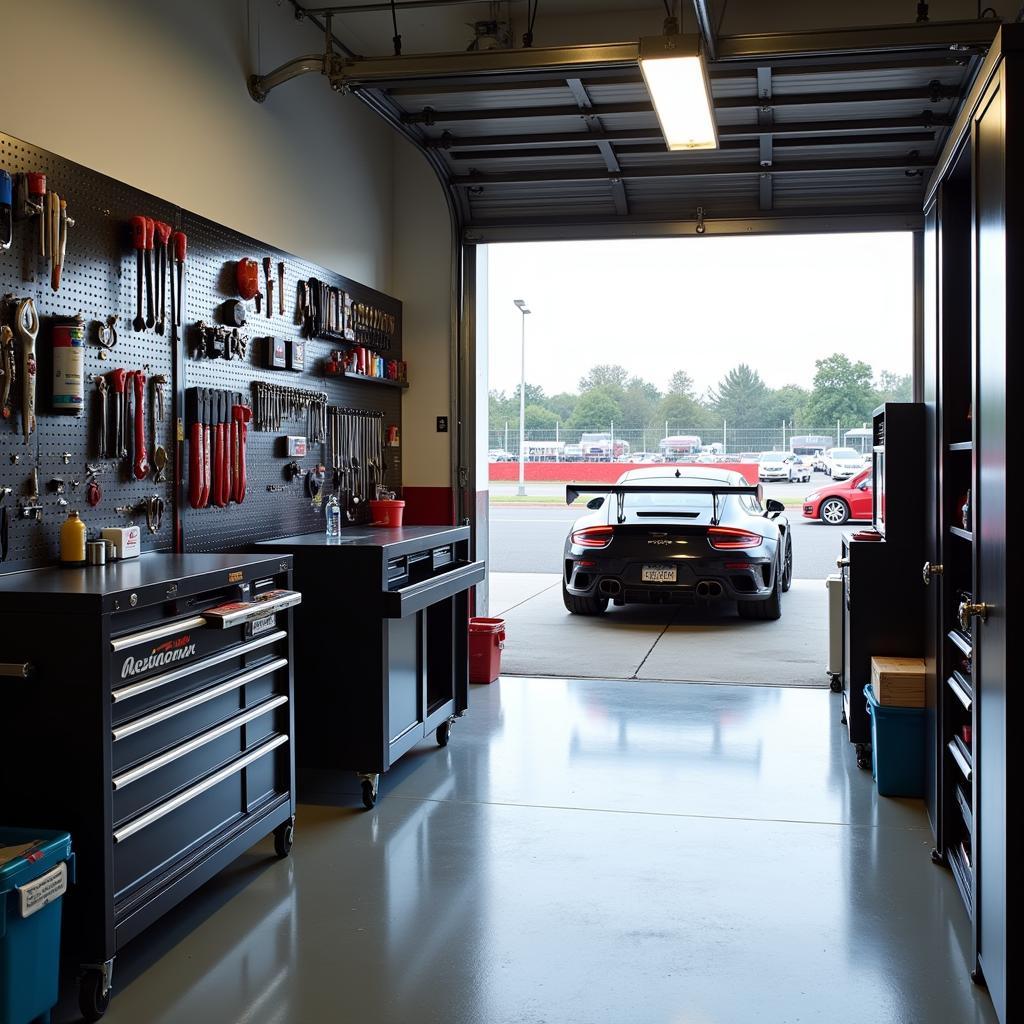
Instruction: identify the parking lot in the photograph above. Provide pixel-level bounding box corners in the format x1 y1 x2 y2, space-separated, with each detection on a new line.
489 477 853 579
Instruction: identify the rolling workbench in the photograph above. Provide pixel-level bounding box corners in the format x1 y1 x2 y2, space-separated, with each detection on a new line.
256 526 485 808
0 553 299 1020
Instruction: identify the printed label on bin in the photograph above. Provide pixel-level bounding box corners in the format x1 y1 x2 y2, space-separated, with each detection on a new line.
18 861 67 919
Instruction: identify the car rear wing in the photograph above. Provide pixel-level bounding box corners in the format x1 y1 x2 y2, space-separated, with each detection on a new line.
566 482 763 524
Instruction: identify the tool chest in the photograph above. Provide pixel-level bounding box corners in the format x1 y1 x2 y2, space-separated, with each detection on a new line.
256 526 484 809
0 552 299 1018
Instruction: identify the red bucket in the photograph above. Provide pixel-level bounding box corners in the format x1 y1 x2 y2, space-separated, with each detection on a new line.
468 617 506 684
369 499 405 527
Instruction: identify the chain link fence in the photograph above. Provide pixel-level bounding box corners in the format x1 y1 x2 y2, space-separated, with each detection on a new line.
488 424 875 459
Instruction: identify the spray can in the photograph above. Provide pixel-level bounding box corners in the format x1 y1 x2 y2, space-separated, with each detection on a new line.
60 510 87 566
0 170 12 249
52 321 85 413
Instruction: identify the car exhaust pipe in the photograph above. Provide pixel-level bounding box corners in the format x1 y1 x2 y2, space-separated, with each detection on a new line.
695 580 724 599
598 578 622 596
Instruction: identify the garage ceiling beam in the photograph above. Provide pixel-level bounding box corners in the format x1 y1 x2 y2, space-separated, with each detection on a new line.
425 114 953 150
691 0 718 61
447 131 937 162
401 84 961 124
565 77 628 216
452 154 934 187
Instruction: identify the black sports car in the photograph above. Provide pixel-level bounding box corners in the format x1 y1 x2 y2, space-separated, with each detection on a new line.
562 468 792 619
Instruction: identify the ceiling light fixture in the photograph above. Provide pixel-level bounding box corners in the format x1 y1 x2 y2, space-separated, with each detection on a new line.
639 33 718 151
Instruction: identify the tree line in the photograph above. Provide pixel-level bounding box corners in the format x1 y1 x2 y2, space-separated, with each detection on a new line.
489 354 912 434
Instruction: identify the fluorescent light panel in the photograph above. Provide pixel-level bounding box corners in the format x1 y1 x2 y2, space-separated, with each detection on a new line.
639 34 718 151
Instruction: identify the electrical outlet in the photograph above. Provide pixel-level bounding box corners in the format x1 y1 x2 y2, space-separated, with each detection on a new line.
436 416 449 433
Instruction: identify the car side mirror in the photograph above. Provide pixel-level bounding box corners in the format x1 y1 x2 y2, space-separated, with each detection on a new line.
858 481 869 491
765 498 785 516
586 497 605 510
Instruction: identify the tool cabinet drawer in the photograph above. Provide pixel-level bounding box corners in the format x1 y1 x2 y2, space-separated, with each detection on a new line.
112 657 288 770
112 734 288 903
382 560 485 618
112 698 288 825
111 628 288 725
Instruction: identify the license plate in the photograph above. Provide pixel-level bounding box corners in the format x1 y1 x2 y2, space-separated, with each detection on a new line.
642 565 677 583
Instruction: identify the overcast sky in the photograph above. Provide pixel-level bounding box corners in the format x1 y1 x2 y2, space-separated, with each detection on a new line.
486 233 914 399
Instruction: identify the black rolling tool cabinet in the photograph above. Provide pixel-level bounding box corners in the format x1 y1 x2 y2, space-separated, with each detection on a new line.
256 526 485 809
0 552 299 1020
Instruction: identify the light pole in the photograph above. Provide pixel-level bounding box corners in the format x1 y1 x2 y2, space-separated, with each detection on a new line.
514 298 531 496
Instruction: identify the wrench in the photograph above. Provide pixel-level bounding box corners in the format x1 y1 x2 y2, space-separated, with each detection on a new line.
0 326 14 420
133 369 148 479
144 217 155 328
15 297 38 445
94 376 108 458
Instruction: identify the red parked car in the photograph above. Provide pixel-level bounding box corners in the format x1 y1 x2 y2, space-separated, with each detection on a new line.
802 468 873 525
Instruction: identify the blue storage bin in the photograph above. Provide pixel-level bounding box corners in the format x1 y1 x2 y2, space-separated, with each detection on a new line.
0 829 74 1024
864 684 926 798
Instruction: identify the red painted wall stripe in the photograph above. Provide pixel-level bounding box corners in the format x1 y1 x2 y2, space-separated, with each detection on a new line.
488 462 759 485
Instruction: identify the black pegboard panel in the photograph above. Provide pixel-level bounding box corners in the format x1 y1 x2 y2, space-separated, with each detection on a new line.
1 133 178 569
1 130 402 572
178 212 402 552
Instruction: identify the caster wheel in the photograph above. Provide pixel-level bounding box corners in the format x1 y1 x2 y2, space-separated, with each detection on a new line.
829 675 843 693
273 820 294 859
79 969 111 1022
361 779 377 809
436 719 452 747
931 848 944 865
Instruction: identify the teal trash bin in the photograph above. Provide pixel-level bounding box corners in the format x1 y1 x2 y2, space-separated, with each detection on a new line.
863 684 926 798
0 829 74 1024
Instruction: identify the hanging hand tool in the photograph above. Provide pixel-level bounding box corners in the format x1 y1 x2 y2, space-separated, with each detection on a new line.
131 216 147 332
201 388 212 507
263 258 273 318
0 326 14 420
52 197 73 291
1 170 12 250
277 262 285 315
144 217 155 328
145 495 164 534
123 370 134 466
94 376 108 457
171 231 187 327
153 221 171 335
213 391 228 508
151 373 167 424
15 173 46 256
109 368 126 459
187 389 204 508
222 392 233 505
15 297 39 445
132 369 148 479
232 399 251 503
46 191 60 289
152 445 167 483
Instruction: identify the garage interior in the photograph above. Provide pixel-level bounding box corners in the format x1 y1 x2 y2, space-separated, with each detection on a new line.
0 2 1016 1023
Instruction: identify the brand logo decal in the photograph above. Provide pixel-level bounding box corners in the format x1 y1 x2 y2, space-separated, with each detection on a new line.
647 538 672 546
121 634 198 679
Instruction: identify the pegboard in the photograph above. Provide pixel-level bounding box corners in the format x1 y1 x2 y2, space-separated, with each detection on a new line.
1 130 402 572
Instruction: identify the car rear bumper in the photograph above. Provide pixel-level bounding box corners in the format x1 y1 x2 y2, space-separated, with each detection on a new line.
565 557 774 604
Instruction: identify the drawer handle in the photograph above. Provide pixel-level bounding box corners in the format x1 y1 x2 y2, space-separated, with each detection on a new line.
112 694 289 790
113 658 289 740
110 616 208 653
111 630 286 704
113 733 288 844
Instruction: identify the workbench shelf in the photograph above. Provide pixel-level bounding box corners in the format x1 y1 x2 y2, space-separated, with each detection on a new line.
949 441 973 451
950 526 973 541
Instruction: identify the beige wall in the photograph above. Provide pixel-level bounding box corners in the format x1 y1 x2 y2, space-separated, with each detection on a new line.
392 140 457 489
0 0 395 289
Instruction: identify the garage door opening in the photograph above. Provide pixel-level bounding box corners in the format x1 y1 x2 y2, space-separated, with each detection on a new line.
480 231 914 685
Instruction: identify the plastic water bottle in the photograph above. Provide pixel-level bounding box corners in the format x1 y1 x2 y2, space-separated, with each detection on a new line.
325 495 341 537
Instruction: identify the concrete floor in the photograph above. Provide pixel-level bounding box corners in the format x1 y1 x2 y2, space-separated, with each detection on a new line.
80 677 994 1024
491 573 830 686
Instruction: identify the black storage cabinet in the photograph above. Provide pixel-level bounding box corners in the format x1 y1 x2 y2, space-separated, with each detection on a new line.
0 553 298 1020
257 526 485 808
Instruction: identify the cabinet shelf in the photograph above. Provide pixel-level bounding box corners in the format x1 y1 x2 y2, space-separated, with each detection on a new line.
948 735 973 782
947 673 973 711
955 785 974 836
336 371 408 389
948 629 972 658
948 441 973 451
948 842 973 916
950 526 973 541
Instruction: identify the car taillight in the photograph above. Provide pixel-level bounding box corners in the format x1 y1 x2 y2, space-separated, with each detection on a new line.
571 526 615 548
708 527 763 550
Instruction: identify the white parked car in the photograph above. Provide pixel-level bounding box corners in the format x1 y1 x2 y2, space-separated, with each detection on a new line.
758 451 811 482
824 447 865 480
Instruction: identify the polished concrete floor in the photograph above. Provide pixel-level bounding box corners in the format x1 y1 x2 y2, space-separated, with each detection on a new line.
77 678 994 1024
491 573 830 686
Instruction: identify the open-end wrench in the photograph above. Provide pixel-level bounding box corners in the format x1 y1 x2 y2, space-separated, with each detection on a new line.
108 368 126 458
144 218 155 328
131 216 146 332
15 297 38 445
94 376 108 458
133 369 148 479
154 221 171 334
